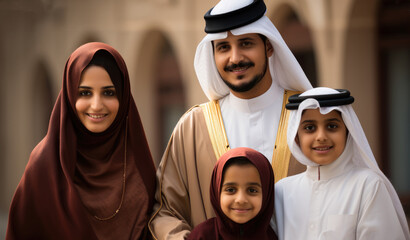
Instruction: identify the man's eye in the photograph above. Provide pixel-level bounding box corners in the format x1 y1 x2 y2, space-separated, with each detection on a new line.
217 45 229 52
241 41 253 47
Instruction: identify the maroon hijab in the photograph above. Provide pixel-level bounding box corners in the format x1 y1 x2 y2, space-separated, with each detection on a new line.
6 42 156 239
188 147 278 240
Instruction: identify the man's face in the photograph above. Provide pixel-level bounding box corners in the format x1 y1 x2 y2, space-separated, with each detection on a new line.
213 32 273 99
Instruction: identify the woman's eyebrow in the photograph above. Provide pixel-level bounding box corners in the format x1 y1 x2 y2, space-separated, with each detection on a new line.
78 85 115 89
102 86 115 89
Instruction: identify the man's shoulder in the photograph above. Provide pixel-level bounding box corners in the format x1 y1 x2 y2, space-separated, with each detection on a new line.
179 104 205 121
172 102 214 130
179 100 220 121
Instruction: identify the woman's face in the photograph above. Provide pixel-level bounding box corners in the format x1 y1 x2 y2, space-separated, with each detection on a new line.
75 66 119 133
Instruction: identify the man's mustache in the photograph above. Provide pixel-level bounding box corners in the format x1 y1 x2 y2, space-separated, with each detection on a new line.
224 61 255 72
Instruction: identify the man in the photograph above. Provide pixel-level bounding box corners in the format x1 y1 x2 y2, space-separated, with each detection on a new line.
149 0 312 239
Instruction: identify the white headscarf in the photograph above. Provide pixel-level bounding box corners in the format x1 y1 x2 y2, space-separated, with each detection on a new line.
194 0 312 101
287 87 410 238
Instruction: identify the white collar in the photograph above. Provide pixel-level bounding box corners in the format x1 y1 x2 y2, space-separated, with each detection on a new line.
226 82 282 113
306 146 354 181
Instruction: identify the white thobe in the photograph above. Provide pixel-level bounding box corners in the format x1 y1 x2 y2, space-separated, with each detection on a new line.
220 82 284 162
274 155 407 240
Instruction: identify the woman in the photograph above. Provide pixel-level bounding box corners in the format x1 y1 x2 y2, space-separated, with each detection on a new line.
6 42 156 239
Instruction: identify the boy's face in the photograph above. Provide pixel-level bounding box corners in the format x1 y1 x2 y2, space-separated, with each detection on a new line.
220 164 262 224
296 109 347 165
213 32 273 99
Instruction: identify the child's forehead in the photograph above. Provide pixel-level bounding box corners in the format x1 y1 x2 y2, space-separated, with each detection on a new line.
223 161 257 175
222 164 261 183
301 108 342 118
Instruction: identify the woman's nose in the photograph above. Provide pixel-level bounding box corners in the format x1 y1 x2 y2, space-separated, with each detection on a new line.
90 95 103 111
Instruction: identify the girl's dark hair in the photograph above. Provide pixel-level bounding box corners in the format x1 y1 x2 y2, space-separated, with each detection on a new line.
222 156 255 180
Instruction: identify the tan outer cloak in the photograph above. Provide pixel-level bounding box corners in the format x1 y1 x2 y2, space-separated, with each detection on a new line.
149 105 305 240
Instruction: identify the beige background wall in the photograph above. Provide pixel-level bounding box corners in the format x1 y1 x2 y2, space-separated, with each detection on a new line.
1 0 408 237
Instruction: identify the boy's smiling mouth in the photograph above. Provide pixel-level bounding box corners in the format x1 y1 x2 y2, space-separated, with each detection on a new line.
312 146 333 152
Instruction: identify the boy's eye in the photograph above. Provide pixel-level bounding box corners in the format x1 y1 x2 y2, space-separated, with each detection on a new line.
303 124 315 132
327 123 338 130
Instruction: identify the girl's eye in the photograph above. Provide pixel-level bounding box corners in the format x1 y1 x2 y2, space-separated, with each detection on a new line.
224 187 236 194
248 188 259 194
104 89 116 96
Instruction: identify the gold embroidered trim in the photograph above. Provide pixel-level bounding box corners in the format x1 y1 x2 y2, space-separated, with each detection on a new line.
272 90 300 183
200 100 230 159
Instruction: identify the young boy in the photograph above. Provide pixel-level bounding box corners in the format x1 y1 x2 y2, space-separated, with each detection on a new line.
274 87 410 240
188 147 277 240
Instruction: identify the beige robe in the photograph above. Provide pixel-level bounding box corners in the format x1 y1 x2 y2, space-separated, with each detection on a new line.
149 104 305 240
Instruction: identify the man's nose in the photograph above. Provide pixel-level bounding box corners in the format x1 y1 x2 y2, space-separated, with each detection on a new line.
229 46 244 64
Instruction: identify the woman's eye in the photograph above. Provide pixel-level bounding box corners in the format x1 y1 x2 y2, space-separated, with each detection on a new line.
104 90 116 96
79 90 91 96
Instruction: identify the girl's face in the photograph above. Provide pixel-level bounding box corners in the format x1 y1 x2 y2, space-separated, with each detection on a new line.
220 163 262 224
75 66 119 133
296 109 347 165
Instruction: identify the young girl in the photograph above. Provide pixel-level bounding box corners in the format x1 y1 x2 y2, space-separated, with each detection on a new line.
188 147 277 240
275 87 410 239
6 42 156 239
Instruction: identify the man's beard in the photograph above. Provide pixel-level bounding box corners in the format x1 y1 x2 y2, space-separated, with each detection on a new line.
221 57 268 93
